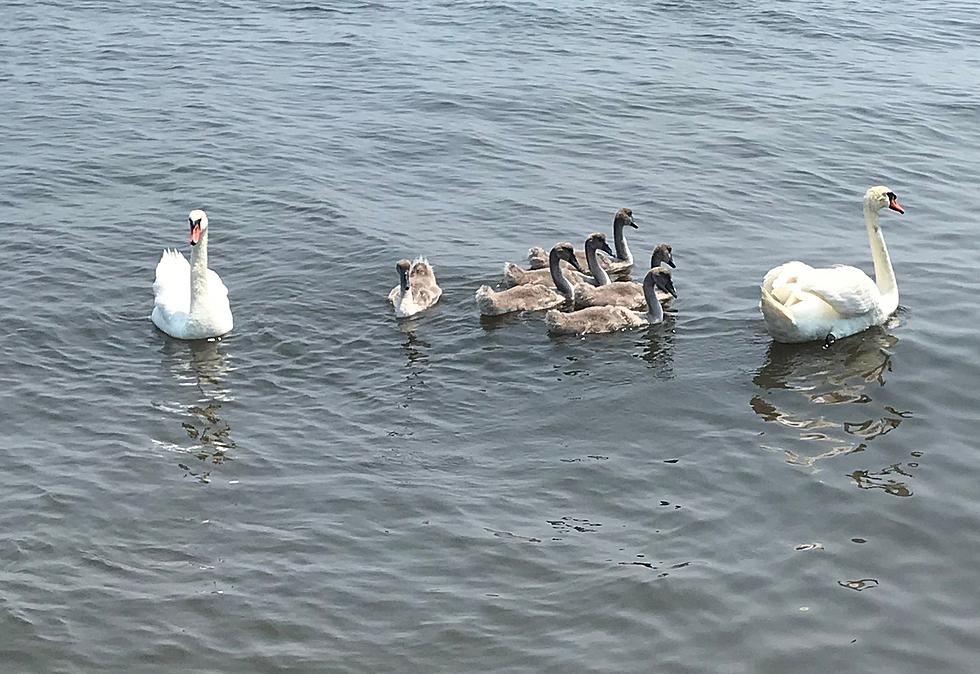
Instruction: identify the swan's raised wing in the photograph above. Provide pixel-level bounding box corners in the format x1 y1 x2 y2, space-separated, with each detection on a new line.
409 258 442 305
799 265 880 317
152 249 190 318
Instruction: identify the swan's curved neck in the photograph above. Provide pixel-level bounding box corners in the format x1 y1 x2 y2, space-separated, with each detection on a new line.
585 243 611 286
613 220 633 264
643 276 664 323
549 250 575 299
864 204 898 312
189 229 210 313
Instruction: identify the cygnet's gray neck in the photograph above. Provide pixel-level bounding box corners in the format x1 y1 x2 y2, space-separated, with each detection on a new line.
585 243 611 286
643 275 664 323
549 250 575 299
612 220 633 264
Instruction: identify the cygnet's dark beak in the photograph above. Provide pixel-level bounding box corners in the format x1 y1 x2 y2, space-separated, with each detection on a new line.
657 274 677 298
629 217 638 229
601 241 614 256
665 254 676 269
568 253 585 273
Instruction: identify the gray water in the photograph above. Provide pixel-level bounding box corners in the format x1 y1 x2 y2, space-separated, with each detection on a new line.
3 1 980 672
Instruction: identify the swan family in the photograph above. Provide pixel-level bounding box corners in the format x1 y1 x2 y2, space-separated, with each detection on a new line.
150 186 905 344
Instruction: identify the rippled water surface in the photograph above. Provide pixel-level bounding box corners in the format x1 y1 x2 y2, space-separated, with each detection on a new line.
3 1 980 671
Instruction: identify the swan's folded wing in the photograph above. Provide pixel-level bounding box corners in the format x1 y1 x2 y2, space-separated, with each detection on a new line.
206 268 230 299
153 249 190 317
762 261 812 294
799 265 880 317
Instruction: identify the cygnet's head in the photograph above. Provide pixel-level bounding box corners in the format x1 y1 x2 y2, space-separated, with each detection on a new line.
647 266 677 298
553 242 585 273
614 207 638 229
864 186 904 214
396 259 412 291
188 209 209 246
585 232 614 257
650 243 676 269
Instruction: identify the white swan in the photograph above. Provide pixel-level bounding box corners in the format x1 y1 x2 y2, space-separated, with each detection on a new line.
760 186 904 344
573 236 677 309
546 267 676 335
476 243 584 316
151 209 233 340
387 257 443 318
527 207 638 272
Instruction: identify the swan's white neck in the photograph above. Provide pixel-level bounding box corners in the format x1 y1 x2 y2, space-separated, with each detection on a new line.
549 251 575 299
643 276 664 323
585 244 611 286
864 204 898 313
613 221 633 264
189 228 210 315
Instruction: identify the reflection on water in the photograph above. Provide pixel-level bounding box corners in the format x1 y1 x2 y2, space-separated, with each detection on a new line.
158 338 236 483
396 320 431 369
751 328 913 467
634 321 675 378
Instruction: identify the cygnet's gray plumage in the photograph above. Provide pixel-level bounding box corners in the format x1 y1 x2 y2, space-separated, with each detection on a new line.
502 248 590 288
546 267 677 335
387 257 443 318
573 239 678 309
527 207 638 272
477 243 584 316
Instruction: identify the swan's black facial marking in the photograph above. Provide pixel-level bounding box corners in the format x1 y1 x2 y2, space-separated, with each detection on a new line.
885 191 904 214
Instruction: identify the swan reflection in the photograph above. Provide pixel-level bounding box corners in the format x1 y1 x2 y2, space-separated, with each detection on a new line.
396 320 431 368
158 337 236 482
751 327 912 466
634 321 676 378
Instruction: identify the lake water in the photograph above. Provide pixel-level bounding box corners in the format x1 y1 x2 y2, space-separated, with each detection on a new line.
3 1 980 672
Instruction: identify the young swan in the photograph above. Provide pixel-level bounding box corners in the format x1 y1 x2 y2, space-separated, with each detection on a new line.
573 239 678 309
546 267 677 335
388 257 443 318
476 243 584 316
527 207 638 271
502 247 591 288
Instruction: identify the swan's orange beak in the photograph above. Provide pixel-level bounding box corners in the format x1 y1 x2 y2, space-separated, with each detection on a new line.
888 196 904 214
189 222 202 245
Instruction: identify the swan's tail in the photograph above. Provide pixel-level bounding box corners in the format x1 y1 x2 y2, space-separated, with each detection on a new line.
475 285 499 315
760 287 796 330
544 308 567 333
502 262 526 288
526 247 548 270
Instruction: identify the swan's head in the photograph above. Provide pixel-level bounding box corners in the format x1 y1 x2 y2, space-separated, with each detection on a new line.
614 207 638 229
647 266 677 298
585 232 614 257
396 259 412 291
864 186 904 215
553 242 585 273
650 243 676 269
188 209 208 246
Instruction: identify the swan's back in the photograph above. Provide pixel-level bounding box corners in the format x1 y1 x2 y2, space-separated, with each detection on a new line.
574 280 645 309
545 305 645 335
475 283 563 316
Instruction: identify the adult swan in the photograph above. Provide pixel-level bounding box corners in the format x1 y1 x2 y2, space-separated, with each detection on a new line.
760 186 904 345
151 209 234 340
